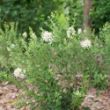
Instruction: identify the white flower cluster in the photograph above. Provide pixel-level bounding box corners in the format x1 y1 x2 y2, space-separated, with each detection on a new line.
13 67 26 80
22 32 27 38
67 26 76 38
80 39 92 48
42 31 53 44
10 44 15 48
77 28 82 34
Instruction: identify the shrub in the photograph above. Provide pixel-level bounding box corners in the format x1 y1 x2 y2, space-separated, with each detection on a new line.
0 22 110 109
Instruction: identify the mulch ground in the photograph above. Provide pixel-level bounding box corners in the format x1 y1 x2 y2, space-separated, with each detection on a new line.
81 88 110 110
1 82 110 110
0 82 30 110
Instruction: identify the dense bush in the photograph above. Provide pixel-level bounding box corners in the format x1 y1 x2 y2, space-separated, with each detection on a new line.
0 21 110 109
0 0 110 109
91 0 110 32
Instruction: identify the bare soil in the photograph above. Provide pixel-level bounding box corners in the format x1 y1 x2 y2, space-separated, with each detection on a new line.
0 82 30 110
1 82 110 110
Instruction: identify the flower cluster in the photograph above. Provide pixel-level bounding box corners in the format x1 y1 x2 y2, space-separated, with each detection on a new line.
13 67 26 80
22 32 27 38
42 31 53 44
80 39 92 48
77 28 82 34
67 26 76 38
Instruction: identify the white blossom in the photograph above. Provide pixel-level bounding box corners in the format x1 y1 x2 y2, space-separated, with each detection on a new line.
10 44 15 48
13 67 26 80
42 31 53 44
80 39 92 48
67 26 76 38
22 32 27 38
78 28 82 34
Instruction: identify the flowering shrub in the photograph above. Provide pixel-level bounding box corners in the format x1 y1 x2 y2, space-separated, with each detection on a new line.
0 22 110 110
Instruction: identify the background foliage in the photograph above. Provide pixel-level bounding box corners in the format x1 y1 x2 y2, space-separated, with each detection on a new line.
0 0 64 36
0 0 110 36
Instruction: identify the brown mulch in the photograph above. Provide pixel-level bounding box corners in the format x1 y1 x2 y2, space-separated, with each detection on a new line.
81 88 110 110
0 82 30 110
1 82 110 110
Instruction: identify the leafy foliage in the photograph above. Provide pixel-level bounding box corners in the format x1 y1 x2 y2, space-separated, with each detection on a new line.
91 0 110 32
0 0 64 36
